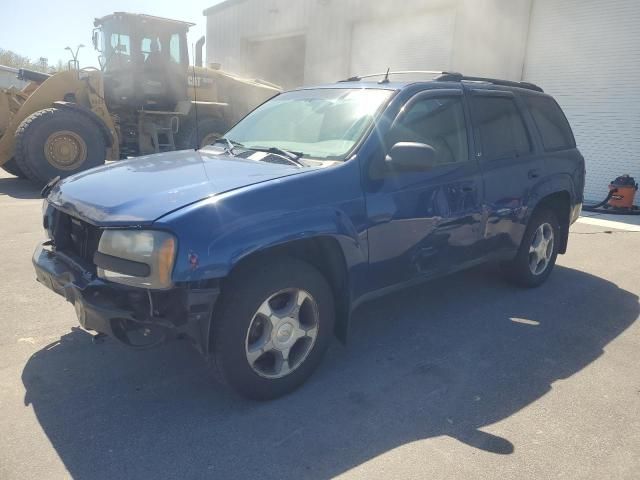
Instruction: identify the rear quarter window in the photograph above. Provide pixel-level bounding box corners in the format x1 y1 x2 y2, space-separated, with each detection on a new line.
524 96 575 151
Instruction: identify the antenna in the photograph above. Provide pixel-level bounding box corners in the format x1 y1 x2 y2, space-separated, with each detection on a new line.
191 43 200 151
380 67 391 84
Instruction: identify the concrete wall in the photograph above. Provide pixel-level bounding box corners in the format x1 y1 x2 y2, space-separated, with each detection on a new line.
451 0 532 79
205 0 313 80
205 0 532 86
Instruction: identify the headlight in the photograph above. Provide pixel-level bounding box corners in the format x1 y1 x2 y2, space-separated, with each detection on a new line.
96 230 177 290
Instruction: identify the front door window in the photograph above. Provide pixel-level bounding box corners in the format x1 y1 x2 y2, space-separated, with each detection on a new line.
387 96 469 165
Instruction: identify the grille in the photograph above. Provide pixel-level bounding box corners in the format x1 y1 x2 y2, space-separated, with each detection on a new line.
68 217 101 264
50 209 101 268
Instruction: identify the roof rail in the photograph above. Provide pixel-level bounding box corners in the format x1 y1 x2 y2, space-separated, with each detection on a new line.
338 70 544 92
435 72 544 92
338 70 450 83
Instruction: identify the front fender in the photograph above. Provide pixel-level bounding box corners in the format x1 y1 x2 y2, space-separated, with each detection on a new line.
154 160 368 285
207 205 365 280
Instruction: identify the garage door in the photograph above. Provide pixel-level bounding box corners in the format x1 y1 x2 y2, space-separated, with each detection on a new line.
523 0 640 201
349 11 455 78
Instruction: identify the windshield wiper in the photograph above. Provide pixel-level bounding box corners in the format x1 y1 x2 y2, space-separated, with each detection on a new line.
248 146 305 166
213 138 244 156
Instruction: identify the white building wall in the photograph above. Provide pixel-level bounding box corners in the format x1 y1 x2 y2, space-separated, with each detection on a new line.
205 0 639 202
205 0 531 85
205 0 312 77
523 0 640 200
451 0 531 80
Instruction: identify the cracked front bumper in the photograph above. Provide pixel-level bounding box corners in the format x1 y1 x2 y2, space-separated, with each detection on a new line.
32 242 220 353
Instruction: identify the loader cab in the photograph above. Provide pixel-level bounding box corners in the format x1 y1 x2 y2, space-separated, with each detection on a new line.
94 12 192 112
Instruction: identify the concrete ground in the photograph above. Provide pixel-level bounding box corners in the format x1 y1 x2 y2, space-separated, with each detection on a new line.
1 170 639 480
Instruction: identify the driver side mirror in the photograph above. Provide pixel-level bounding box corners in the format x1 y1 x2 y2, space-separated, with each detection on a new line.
385 142 437 173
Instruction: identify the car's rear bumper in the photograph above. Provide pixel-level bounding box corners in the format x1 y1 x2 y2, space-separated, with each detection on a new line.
32 242 220 353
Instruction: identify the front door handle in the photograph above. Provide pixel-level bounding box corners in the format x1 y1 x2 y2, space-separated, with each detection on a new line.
462 186 475 192
528 169 541 179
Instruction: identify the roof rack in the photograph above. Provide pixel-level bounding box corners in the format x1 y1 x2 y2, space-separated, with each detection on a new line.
338 70 448 83
338 70 543 92
435 72 544 92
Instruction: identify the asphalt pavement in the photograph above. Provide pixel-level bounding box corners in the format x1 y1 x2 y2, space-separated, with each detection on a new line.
1 170 639 479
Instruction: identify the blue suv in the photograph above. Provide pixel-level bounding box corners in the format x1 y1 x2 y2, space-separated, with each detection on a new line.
33 72 585 399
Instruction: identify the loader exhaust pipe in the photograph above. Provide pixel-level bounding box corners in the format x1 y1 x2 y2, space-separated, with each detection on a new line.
195 36 205 68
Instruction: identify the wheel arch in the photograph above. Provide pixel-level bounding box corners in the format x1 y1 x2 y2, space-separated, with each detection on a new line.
529 190 572 254
223 235 353 343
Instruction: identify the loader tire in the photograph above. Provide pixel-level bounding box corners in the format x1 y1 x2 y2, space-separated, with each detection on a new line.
15 108 106 185
0 158 27 179
177 117 226 150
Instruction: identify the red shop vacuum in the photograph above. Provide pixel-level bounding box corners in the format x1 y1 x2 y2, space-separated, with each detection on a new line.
583 174 640 215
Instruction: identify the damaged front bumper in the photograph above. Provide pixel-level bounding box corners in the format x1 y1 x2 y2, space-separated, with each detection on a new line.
32 242 220 353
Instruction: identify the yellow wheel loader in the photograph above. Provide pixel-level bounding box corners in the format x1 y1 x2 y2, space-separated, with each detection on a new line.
0 12 280 184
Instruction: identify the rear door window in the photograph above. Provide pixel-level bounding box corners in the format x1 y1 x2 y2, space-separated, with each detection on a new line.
470 95 531 161
524 96 575 151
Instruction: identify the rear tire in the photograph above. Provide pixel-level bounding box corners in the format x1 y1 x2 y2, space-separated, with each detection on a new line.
15 108 106 185
177 117 226 150
503 209 559 288
210 256 335 400
0 158 27 179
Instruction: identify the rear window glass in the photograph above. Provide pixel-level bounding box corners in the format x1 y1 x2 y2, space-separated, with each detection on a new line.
524 96 575 151
470 96 531 161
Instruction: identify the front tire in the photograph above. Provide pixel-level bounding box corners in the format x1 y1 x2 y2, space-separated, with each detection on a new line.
210 256 335 400
15 108 106 184
504 209 559 288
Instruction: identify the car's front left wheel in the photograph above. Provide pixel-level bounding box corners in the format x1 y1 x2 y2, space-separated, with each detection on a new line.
210 256 335 400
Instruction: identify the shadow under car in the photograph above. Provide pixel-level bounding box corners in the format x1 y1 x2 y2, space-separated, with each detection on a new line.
22 264 638 479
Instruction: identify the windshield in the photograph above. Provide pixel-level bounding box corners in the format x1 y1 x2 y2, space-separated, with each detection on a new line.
98 21 186 73
225 88 393 160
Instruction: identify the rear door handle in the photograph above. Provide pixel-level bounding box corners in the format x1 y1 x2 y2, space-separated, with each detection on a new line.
528 169 541 179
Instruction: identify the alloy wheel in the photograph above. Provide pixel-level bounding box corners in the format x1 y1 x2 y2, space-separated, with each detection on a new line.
528 222 554 275
245 288 320 379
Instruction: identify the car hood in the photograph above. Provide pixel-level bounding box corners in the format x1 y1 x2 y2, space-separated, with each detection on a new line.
48 149 307 225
